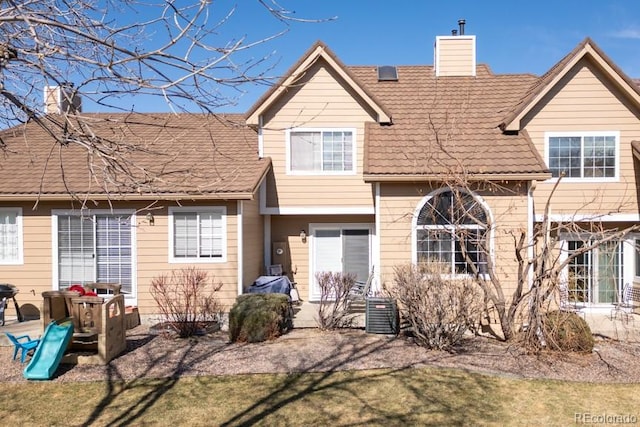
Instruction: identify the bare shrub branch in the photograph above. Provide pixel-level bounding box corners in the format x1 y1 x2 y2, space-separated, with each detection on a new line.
389 263 483 351
315 271 357 330
150 267 224 338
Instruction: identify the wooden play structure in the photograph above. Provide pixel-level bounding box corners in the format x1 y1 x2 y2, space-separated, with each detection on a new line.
41 283 127 365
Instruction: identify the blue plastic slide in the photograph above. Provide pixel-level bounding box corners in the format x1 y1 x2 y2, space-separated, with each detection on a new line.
23 320 74 380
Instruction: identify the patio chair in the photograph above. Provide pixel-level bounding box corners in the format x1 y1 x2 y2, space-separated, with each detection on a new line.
5 332 40 363
346 269 374 310
559 283 584 318
611 283 633 322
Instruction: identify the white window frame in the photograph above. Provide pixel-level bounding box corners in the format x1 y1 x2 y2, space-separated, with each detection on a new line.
544 131 620 182
51 209 137 304
411 188 494 279
286 128 357 175
169 206 227 263
0 207 23 265
630 236 640 281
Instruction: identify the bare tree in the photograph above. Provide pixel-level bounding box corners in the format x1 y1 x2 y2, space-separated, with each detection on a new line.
0 1 332 196
398 79 640 349
422 171 640 349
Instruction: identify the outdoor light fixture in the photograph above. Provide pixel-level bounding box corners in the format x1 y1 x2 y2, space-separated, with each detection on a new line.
146 212 155 226
300 229 307 243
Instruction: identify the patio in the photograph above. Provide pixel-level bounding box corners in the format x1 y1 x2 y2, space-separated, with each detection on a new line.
2 307 640 347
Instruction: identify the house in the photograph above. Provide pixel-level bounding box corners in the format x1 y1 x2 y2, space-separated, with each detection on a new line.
0 113 269 313
1 25 639 320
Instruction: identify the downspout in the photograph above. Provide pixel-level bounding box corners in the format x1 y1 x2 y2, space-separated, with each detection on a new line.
258 116 264 158
258 114 271 270
237 200 244 296
264 214 271 269
527 180 536 289
374 182 381 294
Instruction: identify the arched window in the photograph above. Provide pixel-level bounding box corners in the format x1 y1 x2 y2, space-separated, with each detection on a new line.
416 189 488 275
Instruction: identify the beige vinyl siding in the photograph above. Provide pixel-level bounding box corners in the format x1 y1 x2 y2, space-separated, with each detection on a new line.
523 58 640 215
0 202 53 319
241 198 264 292
270 214 374 301
262 58 377 209
0 200 242 318
435 36 476 77
136 201 240 314
377 183 529 299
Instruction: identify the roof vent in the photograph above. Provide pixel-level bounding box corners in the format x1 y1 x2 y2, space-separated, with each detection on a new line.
377 65 398 81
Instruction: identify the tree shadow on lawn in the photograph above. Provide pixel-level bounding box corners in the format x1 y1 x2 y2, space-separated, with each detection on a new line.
77 328 503 426
217 337 502 426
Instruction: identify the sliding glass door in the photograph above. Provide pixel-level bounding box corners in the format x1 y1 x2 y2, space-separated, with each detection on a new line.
310 224 371 300
56 212 134 299
566 240 621 304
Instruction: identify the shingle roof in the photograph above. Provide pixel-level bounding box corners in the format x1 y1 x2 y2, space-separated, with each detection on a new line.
348 64 550 179
0 113 268 199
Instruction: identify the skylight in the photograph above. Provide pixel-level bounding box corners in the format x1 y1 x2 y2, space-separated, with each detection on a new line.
377 65 398 81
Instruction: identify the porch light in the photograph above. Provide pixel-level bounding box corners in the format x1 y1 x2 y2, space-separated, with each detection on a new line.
300 229 307 243
146 212 155 226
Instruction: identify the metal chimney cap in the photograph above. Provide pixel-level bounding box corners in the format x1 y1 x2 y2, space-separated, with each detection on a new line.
458 19 466 35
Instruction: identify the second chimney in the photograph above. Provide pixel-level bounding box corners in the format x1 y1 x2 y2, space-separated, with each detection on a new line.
44 83 82 114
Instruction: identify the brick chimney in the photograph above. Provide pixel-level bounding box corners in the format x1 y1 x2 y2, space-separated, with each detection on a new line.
44 83 82 114
434 19 476 77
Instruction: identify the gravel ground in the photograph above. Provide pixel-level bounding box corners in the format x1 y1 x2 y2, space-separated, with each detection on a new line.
1 326 639 384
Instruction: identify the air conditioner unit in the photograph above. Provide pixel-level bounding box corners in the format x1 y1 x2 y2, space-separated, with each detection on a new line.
365 298 399 335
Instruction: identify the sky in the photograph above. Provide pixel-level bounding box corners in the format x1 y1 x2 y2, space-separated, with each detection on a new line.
116 0 640 113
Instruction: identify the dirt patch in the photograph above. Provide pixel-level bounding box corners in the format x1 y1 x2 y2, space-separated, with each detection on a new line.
1 326 639 383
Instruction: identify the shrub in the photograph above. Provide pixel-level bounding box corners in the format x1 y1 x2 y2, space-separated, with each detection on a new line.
389 263 483 351
542 310 594 353
228 293 293 343
316 271 357 330
150 267 223 338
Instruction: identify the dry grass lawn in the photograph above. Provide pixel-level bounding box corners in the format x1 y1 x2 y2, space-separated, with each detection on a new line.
2 367 639 426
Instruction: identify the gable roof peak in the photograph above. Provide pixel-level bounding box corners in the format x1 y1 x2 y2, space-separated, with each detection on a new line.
501 36 640 131
245 40 392 126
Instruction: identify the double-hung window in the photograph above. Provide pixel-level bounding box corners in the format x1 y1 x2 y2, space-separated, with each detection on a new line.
415 190 489 275
170 207 226 263
546 132 618 180
288 129 355 174
0 208 22 264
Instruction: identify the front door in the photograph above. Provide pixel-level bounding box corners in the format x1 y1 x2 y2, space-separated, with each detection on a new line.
310 224 371 300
